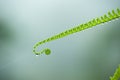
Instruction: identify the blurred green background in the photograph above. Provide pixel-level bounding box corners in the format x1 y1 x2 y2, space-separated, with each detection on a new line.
0 0 120 80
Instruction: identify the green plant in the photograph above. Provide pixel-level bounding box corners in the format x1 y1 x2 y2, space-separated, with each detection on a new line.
110 65 120 80
33 8 120 55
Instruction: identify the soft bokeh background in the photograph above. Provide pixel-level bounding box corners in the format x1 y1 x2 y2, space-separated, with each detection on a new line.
0 0 120 80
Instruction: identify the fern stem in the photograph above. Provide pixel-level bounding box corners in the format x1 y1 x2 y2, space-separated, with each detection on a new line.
33 8 120 55
110 65 120 80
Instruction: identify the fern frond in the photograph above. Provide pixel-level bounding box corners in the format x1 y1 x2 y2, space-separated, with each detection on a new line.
33 8 120 55
110 65 120 80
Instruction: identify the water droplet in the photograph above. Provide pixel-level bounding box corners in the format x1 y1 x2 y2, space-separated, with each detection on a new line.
101 23 104 25
36 55 39 57
115 18 119 21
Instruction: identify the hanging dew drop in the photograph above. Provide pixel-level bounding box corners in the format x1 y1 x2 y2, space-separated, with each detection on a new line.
115 18 119 20
36 55 39 57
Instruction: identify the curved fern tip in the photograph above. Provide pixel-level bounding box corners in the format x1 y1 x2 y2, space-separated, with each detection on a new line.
33 48 51 56
33 8 120 56
45 48 51 55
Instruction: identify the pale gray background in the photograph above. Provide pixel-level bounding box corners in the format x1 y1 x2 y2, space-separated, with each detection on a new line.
0 0 120 80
